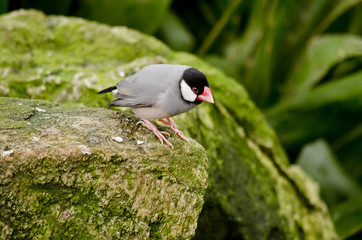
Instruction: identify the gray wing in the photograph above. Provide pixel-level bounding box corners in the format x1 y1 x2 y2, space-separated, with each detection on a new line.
110 64 190 108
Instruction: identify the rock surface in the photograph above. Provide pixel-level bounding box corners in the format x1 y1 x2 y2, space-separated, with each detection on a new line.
0 97 208 239
0 10 338 239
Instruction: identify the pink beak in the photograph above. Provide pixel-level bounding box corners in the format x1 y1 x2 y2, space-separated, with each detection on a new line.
197 86 214 104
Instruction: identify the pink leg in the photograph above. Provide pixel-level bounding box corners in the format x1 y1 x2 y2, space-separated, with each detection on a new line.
137 119 173 148
158 118 188 141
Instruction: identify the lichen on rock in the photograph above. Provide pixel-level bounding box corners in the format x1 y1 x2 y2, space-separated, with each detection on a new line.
0 97 208 239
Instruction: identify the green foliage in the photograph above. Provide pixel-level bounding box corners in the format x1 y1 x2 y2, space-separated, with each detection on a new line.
5 0 171 34
331 194 362 239
296 139 360 206
296 139 362 238
0 0 7 14
76 0 172 34
12 0 73 15
157 11 195 51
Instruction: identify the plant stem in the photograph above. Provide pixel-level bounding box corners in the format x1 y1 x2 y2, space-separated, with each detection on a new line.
197 0 243 57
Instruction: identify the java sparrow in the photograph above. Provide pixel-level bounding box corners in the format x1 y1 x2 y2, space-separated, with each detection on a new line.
98 64 214 147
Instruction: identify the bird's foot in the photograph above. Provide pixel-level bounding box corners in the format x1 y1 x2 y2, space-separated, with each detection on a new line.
158 118 188 141
137 119 173 148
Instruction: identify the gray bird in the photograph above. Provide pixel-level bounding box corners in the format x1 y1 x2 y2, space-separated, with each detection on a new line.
98 64 214 147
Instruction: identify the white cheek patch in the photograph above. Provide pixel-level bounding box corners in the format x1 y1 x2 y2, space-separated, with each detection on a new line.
180 79 197 102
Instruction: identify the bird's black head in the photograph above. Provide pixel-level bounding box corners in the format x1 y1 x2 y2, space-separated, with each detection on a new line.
180 68 214 104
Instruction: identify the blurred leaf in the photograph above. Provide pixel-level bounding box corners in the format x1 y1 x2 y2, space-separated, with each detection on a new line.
257 0 362 106
349 3 362 35
267 70 362 150
323 57 362 81
224 0 262 66
294 70 362 110
334 133 362 184
282 0 362 55
246 0 299 106
158 11 195 51
17 0 73 15
204 54 239 79
0 0 7 14
282 0 332 52
297 138 362 239
283 34 362 101
331 193 362 239
312 0 362 36
296 139 360 206
224 0 287 105
196 0 242 57
77 0 172 34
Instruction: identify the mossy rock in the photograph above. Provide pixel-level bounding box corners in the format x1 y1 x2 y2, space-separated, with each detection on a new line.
0 97 208 239
0 10 338 239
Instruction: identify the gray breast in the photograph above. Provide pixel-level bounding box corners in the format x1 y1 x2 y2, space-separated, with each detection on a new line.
157 82 198 118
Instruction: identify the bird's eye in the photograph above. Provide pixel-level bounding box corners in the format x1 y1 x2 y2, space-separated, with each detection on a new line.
192 87 199 93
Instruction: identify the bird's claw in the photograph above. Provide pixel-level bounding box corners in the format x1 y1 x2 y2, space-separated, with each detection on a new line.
158 118 188 141
153 129 173 148
138 119 173 148
175 130 188 141
160 131 170 136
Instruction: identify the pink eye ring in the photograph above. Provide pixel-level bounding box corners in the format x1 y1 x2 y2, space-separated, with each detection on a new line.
192 87 199 93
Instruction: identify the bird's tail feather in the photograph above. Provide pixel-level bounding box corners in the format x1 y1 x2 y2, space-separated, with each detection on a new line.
98 86 117 94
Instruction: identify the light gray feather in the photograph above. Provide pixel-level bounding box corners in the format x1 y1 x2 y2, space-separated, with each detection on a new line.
108 99 152 108
110 64 199 119
113 64 190 107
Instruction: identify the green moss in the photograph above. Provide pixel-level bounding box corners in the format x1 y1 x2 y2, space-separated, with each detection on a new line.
0 97 208 239
0 10 170 105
